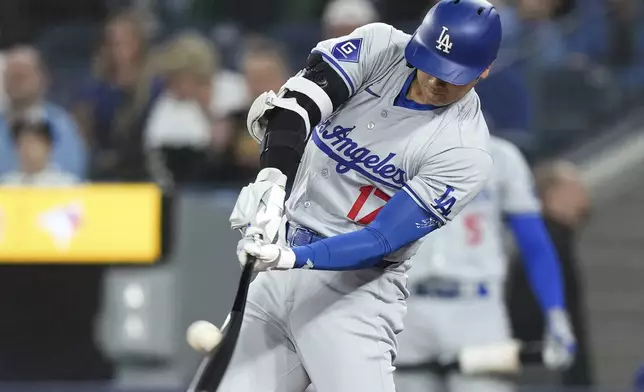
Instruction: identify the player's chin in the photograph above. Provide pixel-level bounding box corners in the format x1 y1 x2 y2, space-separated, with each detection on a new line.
419 90 447 106
424 94 449 107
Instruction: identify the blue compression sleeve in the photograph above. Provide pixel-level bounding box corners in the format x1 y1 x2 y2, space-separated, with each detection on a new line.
507 213 565 311
292 190 441 270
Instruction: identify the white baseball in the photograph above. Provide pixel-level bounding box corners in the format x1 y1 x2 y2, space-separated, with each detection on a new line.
186 320 222 353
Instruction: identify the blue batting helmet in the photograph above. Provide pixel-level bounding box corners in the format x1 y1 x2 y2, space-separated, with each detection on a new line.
405 0 502 86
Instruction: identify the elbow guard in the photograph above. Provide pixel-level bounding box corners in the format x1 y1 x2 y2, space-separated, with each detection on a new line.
250 52 352 177
300 52 351 112
247 52 351 147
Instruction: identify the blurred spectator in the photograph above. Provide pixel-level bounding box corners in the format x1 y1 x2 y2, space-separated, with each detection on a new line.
212 68 248 119
0 46 87 178
567 0 638 65
144 32 233 186
71 9 162 181
517 0 568 68
0 121 78 186
241 37 290 103
212 37 293 185
0 53 8 111
535 160 590 229
507 160 594 387
567 0 644 101
322 0 379 39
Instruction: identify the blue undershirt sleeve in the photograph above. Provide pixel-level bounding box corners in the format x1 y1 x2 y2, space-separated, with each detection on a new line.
507 213 565 311
292 190 442 270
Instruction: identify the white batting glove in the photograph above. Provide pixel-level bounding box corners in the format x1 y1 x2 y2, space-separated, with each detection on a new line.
237 236 296 271
229 168 287 244
543 308 577 371
236 226 267 264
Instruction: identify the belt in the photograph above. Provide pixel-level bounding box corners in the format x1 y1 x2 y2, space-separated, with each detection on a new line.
286 222 394 269
286 223 325 248
411 277 490 299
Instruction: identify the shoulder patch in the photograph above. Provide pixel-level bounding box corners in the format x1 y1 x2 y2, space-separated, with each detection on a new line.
332 38 363 63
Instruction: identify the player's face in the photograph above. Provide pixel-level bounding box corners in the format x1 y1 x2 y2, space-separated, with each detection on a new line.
412 68 491 106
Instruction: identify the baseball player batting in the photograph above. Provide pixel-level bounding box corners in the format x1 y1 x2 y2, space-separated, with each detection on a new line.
394 136 577 392
212 1 503 391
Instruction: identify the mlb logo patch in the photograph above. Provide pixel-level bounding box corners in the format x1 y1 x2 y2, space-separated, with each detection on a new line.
332 38 363 63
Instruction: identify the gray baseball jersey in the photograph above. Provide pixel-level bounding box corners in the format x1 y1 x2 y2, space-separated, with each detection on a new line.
408 136 541 283
285 23 492 267
221 23 494 392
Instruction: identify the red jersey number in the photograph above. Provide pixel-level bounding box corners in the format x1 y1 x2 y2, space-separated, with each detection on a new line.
347 185 391 225
463 213 483 246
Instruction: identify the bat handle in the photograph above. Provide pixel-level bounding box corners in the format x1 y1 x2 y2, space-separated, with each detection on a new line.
231 256 256 313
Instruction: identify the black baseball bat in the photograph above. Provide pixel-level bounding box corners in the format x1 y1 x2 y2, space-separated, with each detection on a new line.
186 256 257 392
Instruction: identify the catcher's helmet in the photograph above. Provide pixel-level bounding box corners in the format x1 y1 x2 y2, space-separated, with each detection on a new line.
405 0 502 86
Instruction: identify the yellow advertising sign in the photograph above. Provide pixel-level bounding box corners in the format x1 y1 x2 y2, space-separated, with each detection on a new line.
0 184 161 263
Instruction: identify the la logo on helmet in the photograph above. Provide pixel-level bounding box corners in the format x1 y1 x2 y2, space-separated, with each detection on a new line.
435 26 453 54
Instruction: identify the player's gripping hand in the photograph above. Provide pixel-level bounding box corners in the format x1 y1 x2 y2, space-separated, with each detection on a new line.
543 308 577 371
229 168 287 243
237 231 295 271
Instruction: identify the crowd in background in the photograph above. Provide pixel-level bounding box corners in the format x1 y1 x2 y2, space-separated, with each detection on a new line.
0 0 638 386
0 0 641 188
